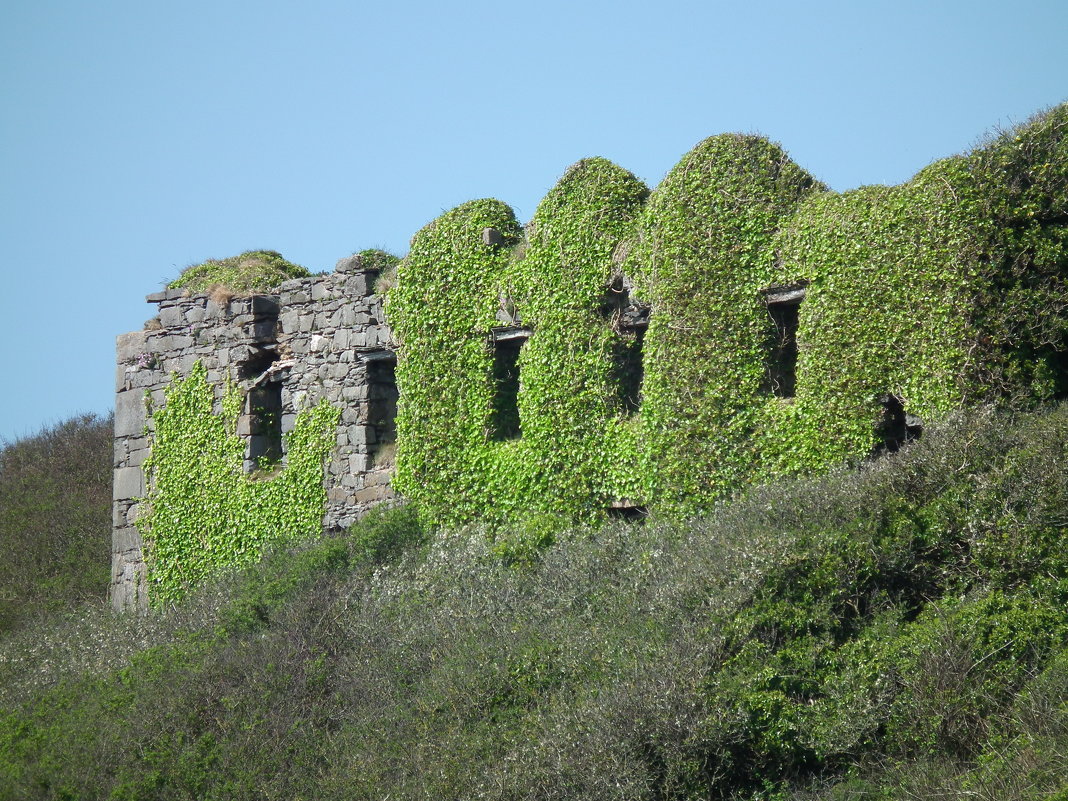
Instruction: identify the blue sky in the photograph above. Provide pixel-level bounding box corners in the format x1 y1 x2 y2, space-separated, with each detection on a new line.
1 0 1065 442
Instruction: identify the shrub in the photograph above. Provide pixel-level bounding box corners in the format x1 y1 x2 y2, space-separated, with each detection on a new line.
0 414 112 632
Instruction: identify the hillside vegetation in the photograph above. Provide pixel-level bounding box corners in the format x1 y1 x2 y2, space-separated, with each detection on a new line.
0 414 112 632
1 403 1067 799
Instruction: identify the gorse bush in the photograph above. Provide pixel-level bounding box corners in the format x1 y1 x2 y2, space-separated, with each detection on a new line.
0 414 112 632
2 403 1067 799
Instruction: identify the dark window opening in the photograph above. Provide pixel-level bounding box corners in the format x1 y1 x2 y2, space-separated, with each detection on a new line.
490 329 527 441
247 379 283 469
366 353 398 464
600 274 651 332
875 394 923 454
239 347 283 472
238 347 278 380
611 327 646 414
608 502 648 522
762 286 805 398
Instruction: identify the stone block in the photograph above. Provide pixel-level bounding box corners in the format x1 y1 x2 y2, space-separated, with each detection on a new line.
159 306 185 328
279 311 300 334
251 320 276 341
250 295 279 316
113 466 145 500
334 255 361 274
355 486 387 505
113 523 144 555
368 468 392 487
125 503 142 527
344 273 373 296
311 281 332 301
115 390 145 437
117 330 148 363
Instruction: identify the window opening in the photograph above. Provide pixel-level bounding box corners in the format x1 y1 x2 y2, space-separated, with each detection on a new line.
607 501 648 522
875 394 923 454
611 327 646 414
602 274 649 414
237 347 278 380
239 348 284 472
364 351 398 465
246 377 283 470
490 327 529 440
762 285 806 398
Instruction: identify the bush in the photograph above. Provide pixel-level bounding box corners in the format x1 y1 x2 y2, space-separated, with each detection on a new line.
1 404 1068 799
0 414 112 633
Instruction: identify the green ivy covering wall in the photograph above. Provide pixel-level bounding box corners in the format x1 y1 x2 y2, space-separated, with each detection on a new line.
140 363 340 603
626 134 824 508
387 105 1068 524
386 162 650 528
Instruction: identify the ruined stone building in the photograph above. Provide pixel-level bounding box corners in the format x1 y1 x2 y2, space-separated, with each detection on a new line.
112 257 397 609
113 105 1068 610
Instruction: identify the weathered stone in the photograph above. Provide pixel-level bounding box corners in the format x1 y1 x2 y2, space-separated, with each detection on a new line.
117 331 148 362
159 306 185 327
115 390 145 437
250 295 278 316
113 467 145 500
113 524 143 554
334 255 361 274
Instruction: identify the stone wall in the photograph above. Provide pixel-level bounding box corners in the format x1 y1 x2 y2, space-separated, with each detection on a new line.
111 257 398 610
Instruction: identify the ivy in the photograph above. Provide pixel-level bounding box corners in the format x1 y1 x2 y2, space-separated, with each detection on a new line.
139 363 340 604
387 162 649 528
387 104 1068 525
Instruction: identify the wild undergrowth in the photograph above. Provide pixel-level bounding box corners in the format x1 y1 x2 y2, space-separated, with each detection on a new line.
0 414 112 633
1 404 1067 800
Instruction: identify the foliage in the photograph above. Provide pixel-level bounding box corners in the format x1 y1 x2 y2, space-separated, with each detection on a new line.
386 105 1068 524
0 415 112 632
140 362 340 603
2 403 1068 799
387 161 650 527
166 249 310 295
627 134 824 507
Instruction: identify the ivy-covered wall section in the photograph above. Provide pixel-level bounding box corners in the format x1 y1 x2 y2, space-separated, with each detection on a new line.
388 105 1068 524
140 364 340 604
387 162 651 527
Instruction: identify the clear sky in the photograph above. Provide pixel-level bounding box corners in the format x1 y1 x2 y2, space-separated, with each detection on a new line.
1 0 1065 442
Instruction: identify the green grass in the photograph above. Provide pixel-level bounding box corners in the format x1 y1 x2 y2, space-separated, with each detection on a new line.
1 404 1068 799
166 249 310 295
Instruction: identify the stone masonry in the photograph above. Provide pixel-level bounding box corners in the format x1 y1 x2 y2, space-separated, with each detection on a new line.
112 257 398 610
